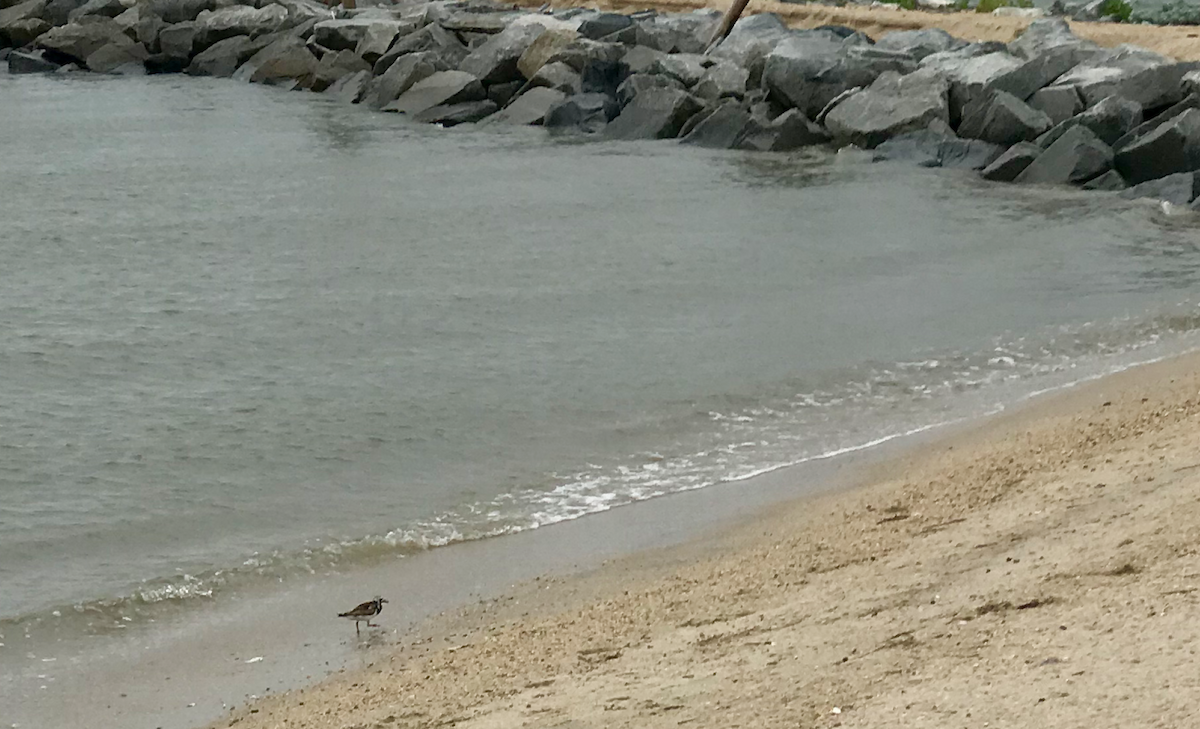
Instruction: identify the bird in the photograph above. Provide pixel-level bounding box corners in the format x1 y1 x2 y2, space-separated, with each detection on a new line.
338 596 388 635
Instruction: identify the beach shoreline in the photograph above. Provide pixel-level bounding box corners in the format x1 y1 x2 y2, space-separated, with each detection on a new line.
204 350 1200 728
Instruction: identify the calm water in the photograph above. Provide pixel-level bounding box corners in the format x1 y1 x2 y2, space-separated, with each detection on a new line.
3 73 1200 634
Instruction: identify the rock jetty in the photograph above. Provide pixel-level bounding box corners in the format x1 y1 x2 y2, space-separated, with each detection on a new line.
4 0 1200 201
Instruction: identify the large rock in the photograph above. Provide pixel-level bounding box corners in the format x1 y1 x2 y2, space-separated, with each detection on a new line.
157 21 196 59
958 90 1052 146
680 100 752 148
643 11 717 55
365 50 440 109
516 27 575 79
311 47 368 92
1113 107 1200 185
187 33 261 76
604 85 702 140
1111 62 1200 112
325 67 370 103
987 45 1082 103
66 0 121 22
385 69 485 115
736 107 829 152
708 12 791 82
37 19 127 64
7 47 58 71
355 20 407 65
1008 17 1098 60
1028 84 1082 125
193 5 289 51
763 33 917 119
543 91 619 133
979 141 1041 181
874 28 962 61
529 60 579 94
373 23 465 75
1073 94 1142 145
1117 172 1200 205
576 12 630 41
85 37 145 71
145 0 211 24
312 18 401 53
922 50 1023 124
873 129 1003 170
238 36 316 87
39 0 86 27
542 36 623 74
616 72 684 108
651 52 708 87
484 85 565 125
1048 45 1170 108
824 69 950 148
135 11 165 52
1081 169 1127 191
413 99 498 126
1 0 50 48
1015 124 1112 184
459 22 545 84
693 60 747 101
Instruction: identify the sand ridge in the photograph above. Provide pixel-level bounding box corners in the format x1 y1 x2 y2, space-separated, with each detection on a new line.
210 352 1200 729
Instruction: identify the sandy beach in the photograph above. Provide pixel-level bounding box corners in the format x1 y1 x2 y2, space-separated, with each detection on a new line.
524 0 1200 60
205 342 1200 729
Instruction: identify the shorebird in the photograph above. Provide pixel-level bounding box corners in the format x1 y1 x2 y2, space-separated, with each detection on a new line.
338 596 388 635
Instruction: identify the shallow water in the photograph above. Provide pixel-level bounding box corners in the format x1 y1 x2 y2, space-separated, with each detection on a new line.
3 73 1200 642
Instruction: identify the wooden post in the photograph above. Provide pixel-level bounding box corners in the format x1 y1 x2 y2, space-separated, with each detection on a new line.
705 0 751 54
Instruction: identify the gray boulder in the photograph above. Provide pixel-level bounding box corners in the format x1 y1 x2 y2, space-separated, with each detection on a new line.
543 36 623 74
1008 18 1098 61
7 47 58 71
516 27 576 79
238 36 316 87
1118 171 1200 205
366 50 440 109
988 45 1082 103
85 37 146 71
484 86 565 125
1049 45 1171 108
66 0 121 22
1028 84 1082 125
873 129 1003 170
39 0 86 27
355 21 408 65
680 100 752 148
312 18 397 53
616 72 684 108
1081 169 1127 191
145 0 211 24
576 12 630 41
311 47 368 92
529 60 580 94
187 33 262 76
544 92 619 133
979 141 1041 181
736 107 829 152
958 90 1052 146
373 23 465 75
1074 94 1142 145
617 43 663 76
874 28 962 61
413 99 498 126
1016 124 1112 184
193 5 289 51
922 50 1023 124
604 85 702 140
763 34 917 119
158 21 196 59
459 22 545 84
1111 62 1200 112
1113 96 1199 151
652 52 708 87
385 69 485 115
325 67 370 103
37 19 126 64
1113 107 1200 185
135 12 165 52
708 12 791 82
693 60 747 101
824 69 949 149
1 0 50 47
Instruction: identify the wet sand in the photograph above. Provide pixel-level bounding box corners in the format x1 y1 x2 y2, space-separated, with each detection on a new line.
206 348 1200 728
522 0 1200 61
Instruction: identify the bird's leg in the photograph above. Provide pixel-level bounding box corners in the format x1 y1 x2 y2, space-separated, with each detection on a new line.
368 622 378 627
355 621 361 635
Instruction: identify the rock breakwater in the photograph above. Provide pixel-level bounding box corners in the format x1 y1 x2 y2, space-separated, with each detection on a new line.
4 0 1200 201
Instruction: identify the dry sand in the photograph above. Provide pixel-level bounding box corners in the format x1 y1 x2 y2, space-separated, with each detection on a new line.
208 348 1200 729
520 0 1200 60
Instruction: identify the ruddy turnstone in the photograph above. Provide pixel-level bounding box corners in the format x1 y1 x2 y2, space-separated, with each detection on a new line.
338 596 388 634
